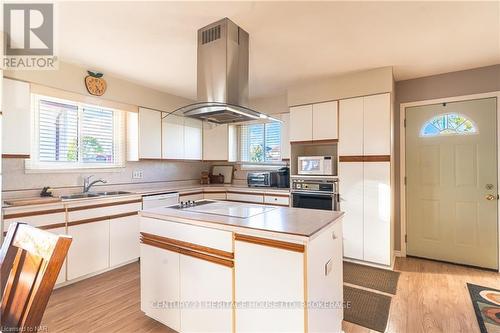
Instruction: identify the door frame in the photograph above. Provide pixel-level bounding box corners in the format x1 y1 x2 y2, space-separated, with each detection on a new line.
399 91 500 272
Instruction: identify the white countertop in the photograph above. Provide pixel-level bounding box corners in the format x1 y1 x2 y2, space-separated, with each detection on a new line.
140 200 343 238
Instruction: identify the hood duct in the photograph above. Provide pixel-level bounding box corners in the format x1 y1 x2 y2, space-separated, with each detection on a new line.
174 18 279 124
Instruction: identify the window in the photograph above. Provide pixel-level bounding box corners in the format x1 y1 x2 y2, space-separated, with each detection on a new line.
420 113 477 137
240 122 282 163
30 95 124 169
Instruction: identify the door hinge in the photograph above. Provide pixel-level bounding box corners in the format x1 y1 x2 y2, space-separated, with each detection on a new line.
404 176 407 186
405 234 408 243
404 119 406 127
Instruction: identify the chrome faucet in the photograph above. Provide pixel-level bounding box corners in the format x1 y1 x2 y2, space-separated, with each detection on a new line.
83 175 107 193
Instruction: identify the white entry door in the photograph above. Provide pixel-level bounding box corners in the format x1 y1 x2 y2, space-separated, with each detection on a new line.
406 98 498 269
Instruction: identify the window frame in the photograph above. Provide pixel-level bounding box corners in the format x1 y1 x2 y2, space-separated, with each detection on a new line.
238 121 284 165
27 94 125 171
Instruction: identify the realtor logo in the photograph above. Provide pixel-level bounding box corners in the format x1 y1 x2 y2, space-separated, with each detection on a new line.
2 3 57 69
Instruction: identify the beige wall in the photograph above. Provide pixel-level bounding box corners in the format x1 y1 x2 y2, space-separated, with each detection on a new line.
4 61 192 113
287 66 394 106
248 93 289 115
394 64 500 251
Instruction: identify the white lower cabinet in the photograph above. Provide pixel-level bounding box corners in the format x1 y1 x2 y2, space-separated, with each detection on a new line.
67 220 110 280
226 192 264 204
235 241 304 332
339 162 364 260
180 255 232 333
339 161 391 266
363 162 391 265
140 244 180 331
110 213 140 267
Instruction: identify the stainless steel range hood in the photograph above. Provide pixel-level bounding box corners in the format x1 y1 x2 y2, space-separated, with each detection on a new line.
174 18 279 124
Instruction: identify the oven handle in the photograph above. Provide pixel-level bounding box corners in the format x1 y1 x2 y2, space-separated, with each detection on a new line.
291 191 335 197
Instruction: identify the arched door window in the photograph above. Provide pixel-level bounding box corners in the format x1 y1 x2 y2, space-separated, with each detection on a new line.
420 113 477 137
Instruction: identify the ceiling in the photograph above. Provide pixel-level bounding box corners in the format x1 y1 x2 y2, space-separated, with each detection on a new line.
57 1 500 100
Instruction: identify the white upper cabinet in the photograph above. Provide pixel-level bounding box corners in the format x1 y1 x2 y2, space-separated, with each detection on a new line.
289 104 312 142
338 97 364 156
363 93 391 155
183 117 202 160
2 78 31 157
138 107 162 159
280 113 291 160
126 112 139 161
203 122 236 161
312 101 338 141
162 114 184 159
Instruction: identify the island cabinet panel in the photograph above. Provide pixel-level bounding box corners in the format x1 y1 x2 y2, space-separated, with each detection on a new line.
110 213 140 267
140 244 180 332
67 220 110 280
141 217 233 253
234 240 304 332
306 222 343 333
179 255 232 333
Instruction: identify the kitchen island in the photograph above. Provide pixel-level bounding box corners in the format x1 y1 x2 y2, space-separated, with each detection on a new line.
139 200 344 333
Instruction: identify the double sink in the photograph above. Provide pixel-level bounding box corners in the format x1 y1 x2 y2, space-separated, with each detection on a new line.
60 191 132 200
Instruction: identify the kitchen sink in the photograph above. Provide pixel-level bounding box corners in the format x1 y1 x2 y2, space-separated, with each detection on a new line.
60 193 100 200
93 191 132 196
60 191 131 200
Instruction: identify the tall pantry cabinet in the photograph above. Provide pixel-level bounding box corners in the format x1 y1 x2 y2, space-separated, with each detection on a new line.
338 93 392 266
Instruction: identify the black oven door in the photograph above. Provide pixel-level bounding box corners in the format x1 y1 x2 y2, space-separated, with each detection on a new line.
292 192 336 211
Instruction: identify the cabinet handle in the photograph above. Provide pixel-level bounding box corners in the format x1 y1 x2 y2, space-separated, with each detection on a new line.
332 232 337 240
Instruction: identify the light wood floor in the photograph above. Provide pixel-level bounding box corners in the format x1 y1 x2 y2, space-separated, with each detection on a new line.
41 257 499 333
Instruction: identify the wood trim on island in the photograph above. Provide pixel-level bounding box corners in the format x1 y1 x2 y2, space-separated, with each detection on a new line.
140 232 234 259
339 155 391 162
234 234 305 253
140 233 234 268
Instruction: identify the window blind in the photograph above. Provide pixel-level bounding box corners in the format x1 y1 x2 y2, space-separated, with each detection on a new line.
239 122 282 163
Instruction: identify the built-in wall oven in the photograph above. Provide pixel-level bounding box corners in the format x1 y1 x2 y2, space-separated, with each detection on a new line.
291 177 340 211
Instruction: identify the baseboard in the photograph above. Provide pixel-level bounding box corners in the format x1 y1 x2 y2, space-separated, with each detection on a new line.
343 257 392 270
394 250 402 257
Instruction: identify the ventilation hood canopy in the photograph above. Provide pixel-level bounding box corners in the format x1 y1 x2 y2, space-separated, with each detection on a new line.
175 18 279 124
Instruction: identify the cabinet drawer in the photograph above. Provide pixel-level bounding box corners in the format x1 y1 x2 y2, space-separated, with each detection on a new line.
67 201 141 223
226 192 264 204
204 192 227 200
3 205 66 231
141 217 233 253
264 195 289 206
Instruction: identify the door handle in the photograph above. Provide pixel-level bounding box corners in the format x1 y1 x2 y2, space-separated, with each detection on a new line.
485 194 497 201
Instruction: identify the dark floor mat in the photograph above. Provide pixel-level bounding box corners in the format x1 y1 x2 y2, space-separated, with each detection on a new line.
344 285 392 332
344 261 400 294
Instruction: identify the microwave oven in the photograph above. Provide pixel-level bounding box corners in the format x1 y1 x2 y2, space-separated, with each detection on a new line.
297 156 335 175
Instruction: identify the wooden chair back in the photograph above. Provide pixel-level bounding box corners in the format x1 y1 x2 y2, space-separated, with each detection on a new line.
0 222 72 331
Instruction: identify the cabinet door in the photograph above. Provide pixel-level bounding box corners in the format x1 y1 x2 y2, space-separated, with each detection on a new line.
48 227 67 285
110 213 140 267
312 101 338 140
138 107 162 159
203 122 228 161
2 78 31 156
140 244 180 331
162 114 184 159
363 93 391 155
289 104 313 142
180 255 232 333
363 162 391 265
184 117 202 160
67 220 110 280
280 113 291 159
338 97 363 156
339 162 364 260
235 241 304 332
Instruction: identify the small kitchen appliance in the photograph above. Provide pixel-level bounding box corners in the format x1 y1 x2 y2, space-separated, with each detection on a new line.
297 156 335 176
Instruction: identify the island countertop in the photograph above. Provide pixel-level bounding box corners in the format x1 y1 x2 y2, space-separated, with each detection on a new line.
140 200 344 238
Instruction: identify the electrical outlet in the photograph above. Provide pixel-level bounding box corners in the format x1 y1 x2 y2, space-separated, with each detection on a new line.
132 170 143 179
